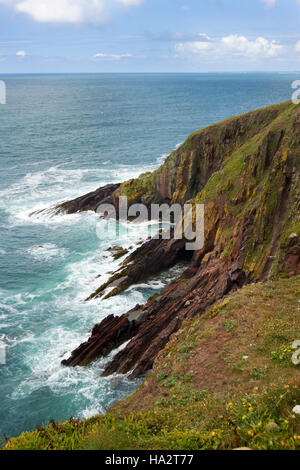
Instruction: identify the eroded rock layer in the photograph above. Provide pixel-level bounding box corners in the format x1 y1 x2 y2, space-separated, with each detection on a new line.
58 101 299 378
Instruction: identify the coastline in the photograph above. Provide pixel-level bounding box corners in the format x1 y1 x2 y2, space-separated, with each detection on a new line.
1 97 299 449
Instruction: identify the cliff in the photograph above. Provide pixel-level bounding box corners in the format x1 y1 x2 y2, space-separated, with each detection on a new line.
4 101 300 451
4 276 300 450
60 100 300 379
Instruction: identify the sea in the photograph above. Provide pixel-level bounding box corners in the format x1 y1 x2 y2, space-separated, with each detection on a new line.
0 73 298 439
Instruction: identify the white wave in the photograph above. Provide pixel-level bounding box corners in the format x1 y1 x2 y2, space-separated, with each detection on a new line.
155 141 184 166
0 150 186 426
176 142 183 149
156 153 168 165
0 164 155 203
24 244 69 262
126 264 185 293
0 166 86 200
0 163 157 227
0 249 6 255
0 302 19 315
10 325 137 412
8 204 98 228
0 332 35 350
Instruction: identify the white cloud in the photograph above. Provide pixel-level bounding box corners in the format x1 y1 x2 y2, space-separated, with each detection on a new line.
175 34 284 60
175 41 212 55
16 50 27 57
93 52 132 60
296 41 300 52
0 0 143 24
221 35 283 57
117 0 142 5
261 0 276 7
16 0 97 23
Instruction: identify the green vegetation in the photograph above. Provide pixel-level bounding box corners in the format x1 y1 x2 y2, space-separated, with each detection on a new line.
88 100 300 301
3 277 299 451
3 101 299 450
115 171 158 205
224 319 237 332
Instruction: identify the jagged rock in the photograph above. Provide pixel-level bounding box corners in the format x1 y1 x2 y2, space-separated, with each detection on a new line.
31 183 121 218
107 246 129 260
283 245 300 276
61 308 145 367
64 252 248 376
86 233 191 301
60 101 299 379
56 182 120 214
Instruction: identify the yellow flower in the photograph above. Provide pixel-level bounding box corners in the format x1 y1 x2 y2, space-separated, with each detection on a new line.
211 431 216 437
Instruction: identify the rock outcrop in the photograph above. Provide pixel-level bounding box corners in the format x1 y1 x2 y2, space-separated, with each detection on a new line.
56 182 121 214
61 310 142 367
86 232 191 301
32 183 121 217
59 101 300 378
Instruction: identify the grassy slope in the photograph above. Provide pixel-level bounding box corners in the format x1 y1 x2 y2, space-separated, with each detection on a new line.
3 276 300 450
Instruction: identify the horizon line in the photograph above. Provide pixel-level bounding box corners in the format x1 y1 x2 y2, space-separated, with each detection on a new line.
1 71 300 75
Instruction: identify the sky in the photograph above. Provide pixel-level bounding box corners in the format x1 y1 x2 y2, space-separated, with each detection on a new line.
0 0 300 73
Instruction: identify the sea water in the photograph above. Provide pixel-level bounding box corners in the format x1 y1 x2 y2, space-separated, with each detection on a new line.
0 73 298 438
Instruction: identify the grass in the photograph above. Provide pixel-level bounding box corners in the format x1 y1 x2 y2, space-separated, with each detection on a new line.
2 101 300 450
3 276 299 451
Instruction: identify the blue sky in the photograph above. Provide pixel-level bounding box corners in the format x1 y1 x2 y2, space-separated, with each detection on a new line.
0 0 300 73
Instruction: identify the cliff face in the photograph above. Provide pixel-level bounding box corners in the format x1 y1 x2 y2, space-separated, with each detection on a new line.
60 101 300 379
115 101 291 207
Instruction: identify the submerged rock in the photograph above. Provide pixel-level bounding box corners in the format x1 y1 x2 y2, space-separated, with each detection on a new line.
107 246 129 260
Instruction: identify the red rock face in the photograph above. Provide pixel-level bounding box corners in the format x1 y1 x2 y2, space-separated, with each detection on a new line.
62 203 250 377
59 101 300 379
61 314 140 367
52 183 121 215
283 246 300 276
102 258 247 379
155 167 171 200
62 232 248 377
